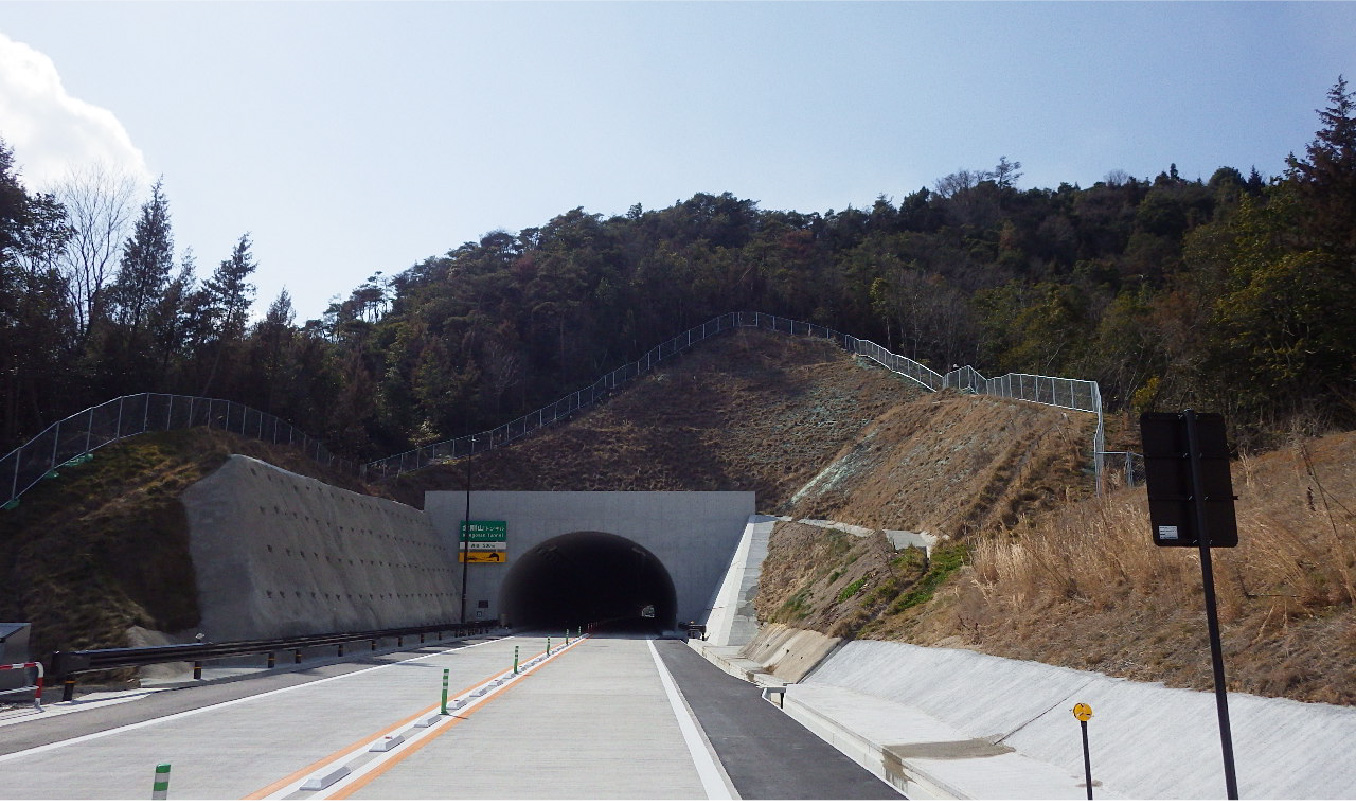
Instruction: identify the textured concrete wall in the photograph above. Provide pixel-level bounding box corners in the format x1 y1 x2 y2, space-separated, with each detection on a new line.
182 455 460 641
702 515 774 648
424 490 754 626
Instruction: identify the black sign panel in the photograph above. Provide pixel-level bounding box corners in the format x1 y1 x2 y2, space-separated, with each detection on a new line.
1140 412 1238 547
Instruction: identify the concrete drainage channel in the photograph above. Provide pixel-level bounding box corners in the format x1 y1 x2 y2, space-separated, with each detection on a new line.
261 634 589 800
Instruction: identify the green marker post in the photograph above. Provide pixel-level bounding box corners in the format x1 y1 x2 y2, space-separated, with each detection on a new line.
514 646 520 675
546 636 551 655
152 763 171 800
440 668 449 715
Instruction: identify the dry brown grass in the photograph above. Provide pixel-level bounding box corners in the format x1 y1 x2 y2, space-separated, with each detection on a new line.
954 431 1356 704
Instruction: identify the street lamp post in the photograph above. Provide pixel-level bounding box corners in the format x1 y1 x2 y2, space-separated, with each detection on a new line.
459 435 478 627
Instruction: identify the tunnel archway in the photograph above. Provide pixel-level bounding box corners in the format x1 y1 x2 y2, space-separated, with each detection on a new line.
500 532 678 631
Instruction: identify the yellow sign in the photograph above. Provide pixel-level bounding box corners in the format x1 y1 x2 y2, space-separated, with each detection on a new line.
1072 702 1093 722
461 551 506 563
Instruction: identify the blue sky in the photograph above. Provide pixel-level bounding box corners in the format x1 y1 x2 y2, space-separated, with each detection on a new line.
1 2 1353 322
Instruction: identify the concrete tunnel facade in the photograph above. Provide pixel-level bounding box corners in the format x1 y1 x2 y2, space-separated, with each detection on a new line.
425 491 754 630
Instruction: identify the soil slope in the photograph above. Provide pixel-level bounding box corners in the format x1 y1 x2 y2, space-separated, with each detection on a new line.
391 330 934 510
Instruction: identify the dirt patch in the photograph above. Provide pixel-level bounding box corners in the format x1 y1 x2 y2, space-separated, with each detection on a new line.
787 394 1096 535
391 329 928 511
753 521 938 640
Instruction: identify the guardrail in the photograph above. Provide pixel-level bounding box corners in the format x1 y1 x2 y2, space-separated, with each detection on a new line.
48 621 493 701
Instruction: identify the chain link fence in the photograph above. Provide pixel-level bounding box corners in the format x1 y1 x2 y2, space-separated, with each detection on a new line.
369 311 1120 494
3 311 1132 507
2 394 359 509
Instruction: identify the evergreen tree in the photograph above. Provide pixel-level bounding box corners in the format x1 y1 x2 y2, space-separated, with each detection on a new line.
109 179 174 331
1286 76 1356 254
205 234 257 342
197 234 257 395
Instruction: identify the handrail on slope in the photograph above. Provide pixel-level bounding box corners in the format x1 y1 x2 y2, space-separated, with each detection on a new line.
2 311 1118 508
1 394 360 510
367 311 1113 495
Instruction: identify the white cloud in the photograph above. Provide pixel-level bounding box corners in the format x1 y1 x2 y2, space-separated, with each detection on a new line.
0 31 151 191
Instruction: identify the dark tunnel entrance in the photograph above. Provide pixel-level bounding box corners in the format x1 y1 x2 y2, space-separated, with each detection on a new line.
500 532 678 632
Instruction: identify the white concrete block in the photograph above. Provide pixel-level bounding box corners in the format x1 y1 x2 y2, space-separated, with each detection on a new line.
300 766 351 791
369 734 406 752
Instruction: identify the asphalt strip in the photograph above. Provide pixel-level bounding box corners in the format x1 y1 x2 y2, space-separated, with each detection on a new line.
646 638 739 800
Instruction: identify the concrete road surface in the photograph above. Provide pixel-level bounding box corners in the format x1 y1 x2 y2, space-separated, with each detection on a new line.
0 634 900 799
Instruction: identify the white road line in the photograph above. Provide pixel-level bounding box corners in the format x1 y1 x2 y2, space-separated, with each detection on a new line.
647 638 738 801
0 637 510 764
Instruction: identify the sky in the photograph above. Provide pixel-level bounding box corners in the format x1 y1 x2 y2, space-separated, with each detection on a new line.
1 2 1354 323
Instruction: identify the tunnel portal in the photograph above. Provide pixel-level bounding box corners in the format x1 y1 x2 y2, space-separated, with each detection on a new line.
500 532 678 631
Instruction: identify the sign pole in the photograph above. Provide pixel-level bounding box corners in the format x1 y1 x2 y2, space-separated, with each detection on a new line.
1072 703 1093 800
460 438 475 626
1081 720 1092 800
1185 410 1239 799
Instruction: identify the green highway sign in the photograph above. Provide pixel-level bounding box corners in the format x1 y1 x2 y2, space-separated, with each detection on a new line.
460 520 507 542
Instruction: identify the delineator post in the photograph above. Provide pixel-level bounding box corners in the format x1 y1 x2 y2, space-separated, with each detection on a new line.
152 763 171 800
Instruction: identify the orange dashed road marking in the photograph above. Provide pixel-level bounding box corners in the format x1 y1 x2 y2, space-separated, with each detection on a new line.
245 642 569 800
329 646 566 800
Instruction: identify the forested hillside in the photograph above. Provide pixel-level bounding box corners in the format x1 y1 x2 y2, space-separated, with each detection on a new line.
3 80 1353 459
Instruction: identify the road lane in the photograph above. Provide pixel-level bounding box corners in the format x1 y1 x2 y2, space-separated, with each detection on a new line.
655 639 903 799
343 635 713 800
0 636 534 799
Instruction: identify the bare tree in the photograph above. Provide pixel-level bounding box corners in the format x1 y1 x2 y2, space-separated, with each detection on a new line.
993 156 1023 189
933 168 985 199
1104 168 1131 187
52 163 141 339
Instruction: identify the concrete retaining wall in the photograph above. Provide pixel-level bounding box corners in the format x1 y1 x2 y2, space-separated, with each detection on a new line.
736 623 840 684
182 455 461 641
702 515 775 649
